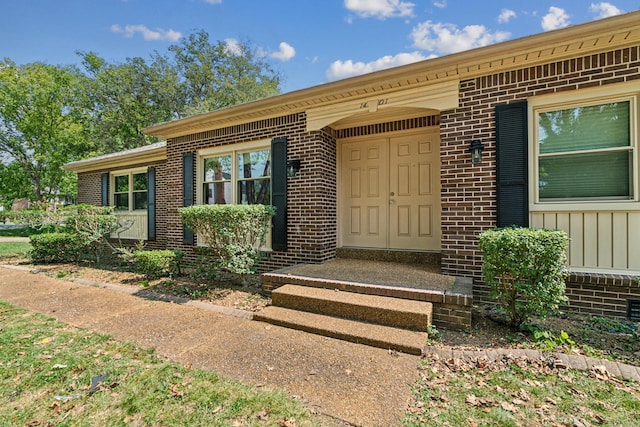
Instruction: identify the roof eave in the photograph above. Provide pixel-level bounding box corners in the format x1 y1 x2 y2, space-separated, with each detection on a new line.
144 10 640 139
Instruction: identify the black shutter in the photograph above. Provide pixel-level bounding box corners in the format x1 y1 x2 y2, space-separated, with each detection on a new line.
182 152 194 244
101 173 109 206
147 167 156 241
271 138 288 250
496 101 529 228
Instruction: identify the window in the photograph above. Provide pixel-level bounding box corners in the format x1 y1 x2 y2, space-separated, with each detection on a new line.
112 171 147 211
201 144 271 205
533 93 637 203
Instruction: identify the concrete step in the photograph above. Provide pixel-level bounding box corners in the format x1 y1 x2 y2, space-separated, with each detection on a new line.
272 284 432 332
254 306 428 355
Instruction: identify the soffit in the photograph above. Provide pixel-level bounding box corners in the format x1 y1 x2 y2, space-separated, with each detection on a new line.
63 142 167 173
144 11 640 139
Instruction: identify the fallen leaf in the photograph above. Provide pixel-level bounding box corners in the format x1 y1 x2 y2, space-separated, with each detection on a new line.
256 410 269 420
169 383 184 398
501 401 517 412
465 394 478 406
467 419 479 427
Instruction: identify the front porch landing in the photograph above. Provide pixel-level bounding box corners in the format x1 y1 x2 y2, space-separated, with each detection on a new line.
262 258 473 330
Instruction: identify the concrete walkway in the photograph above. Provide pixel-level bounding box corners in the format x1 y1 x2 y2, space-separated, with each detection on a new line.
1 265 639 426
0 266 418 426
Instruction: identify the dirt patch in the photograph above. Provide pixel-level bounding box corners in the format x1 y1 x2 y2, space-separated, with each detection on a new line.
432 306 640 366
1 256 270 313
2 254 639 366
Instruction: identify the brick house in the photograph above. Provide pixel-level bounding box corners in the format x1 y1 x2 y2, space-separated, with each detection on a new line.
65 11 640 321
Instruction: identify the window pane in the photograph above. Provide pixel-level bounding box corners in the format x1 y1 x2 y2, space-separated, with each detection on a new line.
114 193 129 210
539 151 631 200
133 173 147 191
133 192 147 210
539 102 630 154
238 150 271 179
238 178 271 205
204 182 232 204
115 175 129 192
204 156 232 182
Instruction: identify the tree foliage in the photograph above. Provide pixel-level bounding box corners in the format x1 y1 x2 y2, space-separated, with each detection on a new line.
0 30 282 206
0 59 90 202
79 30 281 153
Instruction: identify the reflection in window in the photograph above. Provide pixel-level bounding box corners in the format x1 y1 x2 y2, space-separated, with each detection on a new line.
203 155 232 204
114 175 129 210
537 100 633 201
238 149 271 205
202 149 271 205
113 172 148 211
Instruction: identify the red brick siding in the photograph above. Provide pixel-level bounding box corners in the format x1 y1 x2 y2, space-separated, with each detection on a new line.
77 172 102 206
164 113 339 270
440 45 640 308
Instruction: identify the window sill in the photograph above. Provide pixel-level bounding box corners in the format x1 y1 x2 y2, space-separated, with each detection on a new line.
530 201 640 212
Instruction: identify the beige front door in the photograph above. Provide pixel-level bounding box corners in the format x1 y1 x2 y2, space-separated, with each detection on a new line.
340 130 441 251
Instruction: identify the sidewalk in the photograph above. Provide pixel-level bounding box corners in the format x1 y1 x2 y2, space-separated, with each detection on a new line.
0 266 419 426
2 265 640 426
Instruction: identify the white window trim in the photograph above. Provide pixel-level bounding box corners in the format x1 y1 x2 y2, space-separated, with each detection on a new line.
197 139 272 205
528 84 640 212
110 167 148 214
196 139 273 250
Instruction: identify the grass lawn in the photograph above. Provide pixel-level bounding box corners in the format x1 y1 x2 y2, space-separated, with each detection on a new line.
0 301 321 426
0 226 40 238
0 242 31 256
404 350 640 426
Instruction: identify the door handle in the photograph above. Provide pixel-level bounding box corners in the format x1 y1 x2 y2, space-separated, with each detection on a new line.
389 199 395 204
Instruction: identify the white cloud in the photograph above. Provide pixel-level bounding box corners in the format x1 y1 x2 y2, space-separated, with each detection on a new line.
433 1 446 8
498 9 517 24
203 0 222 4
410 21 510 55
590 2 623 19
326 51 430 81
541 7 570 31
224 38 243 56
344 0 414 19
111 24 181 41
270 42 296 61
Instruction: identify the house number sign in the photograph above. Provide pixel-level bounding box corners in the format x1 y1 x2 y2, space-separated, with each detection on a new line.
359 98 389 109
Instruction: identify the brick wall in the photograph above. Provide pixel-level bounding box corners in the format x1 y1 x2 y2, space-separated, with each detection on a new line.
565 273 640 320
77 172 102 206
439 45 640 309
164 113 339 270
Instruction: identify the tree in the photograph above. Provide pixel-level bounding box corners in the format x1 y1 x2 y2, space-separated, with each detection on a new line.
78 52 182 152
0 60 90 203
168 31 281 116
79 30 282 154
0 161 33 209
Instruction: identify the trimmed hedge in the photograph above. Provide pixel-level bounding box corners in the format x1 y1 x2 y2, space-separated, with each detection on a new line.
29 232 85 263
479 227 569 328
133 250 183 278
179 204 275 276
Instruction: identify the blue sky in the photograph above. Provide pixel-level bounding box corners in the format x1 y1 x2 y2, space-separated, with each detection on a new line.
2 1 639 93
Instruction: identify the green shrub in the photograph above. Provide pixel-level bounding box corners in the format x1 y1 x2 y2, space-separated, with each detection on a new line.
62 204 119 263
179 204 275 278
133 250 183 278
478 227 569 328
29 232 85 263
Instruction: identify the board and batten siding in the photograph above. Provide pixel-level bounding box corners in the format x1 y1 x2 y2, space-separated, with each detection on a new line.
530 210 640 273
110 212 148 241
